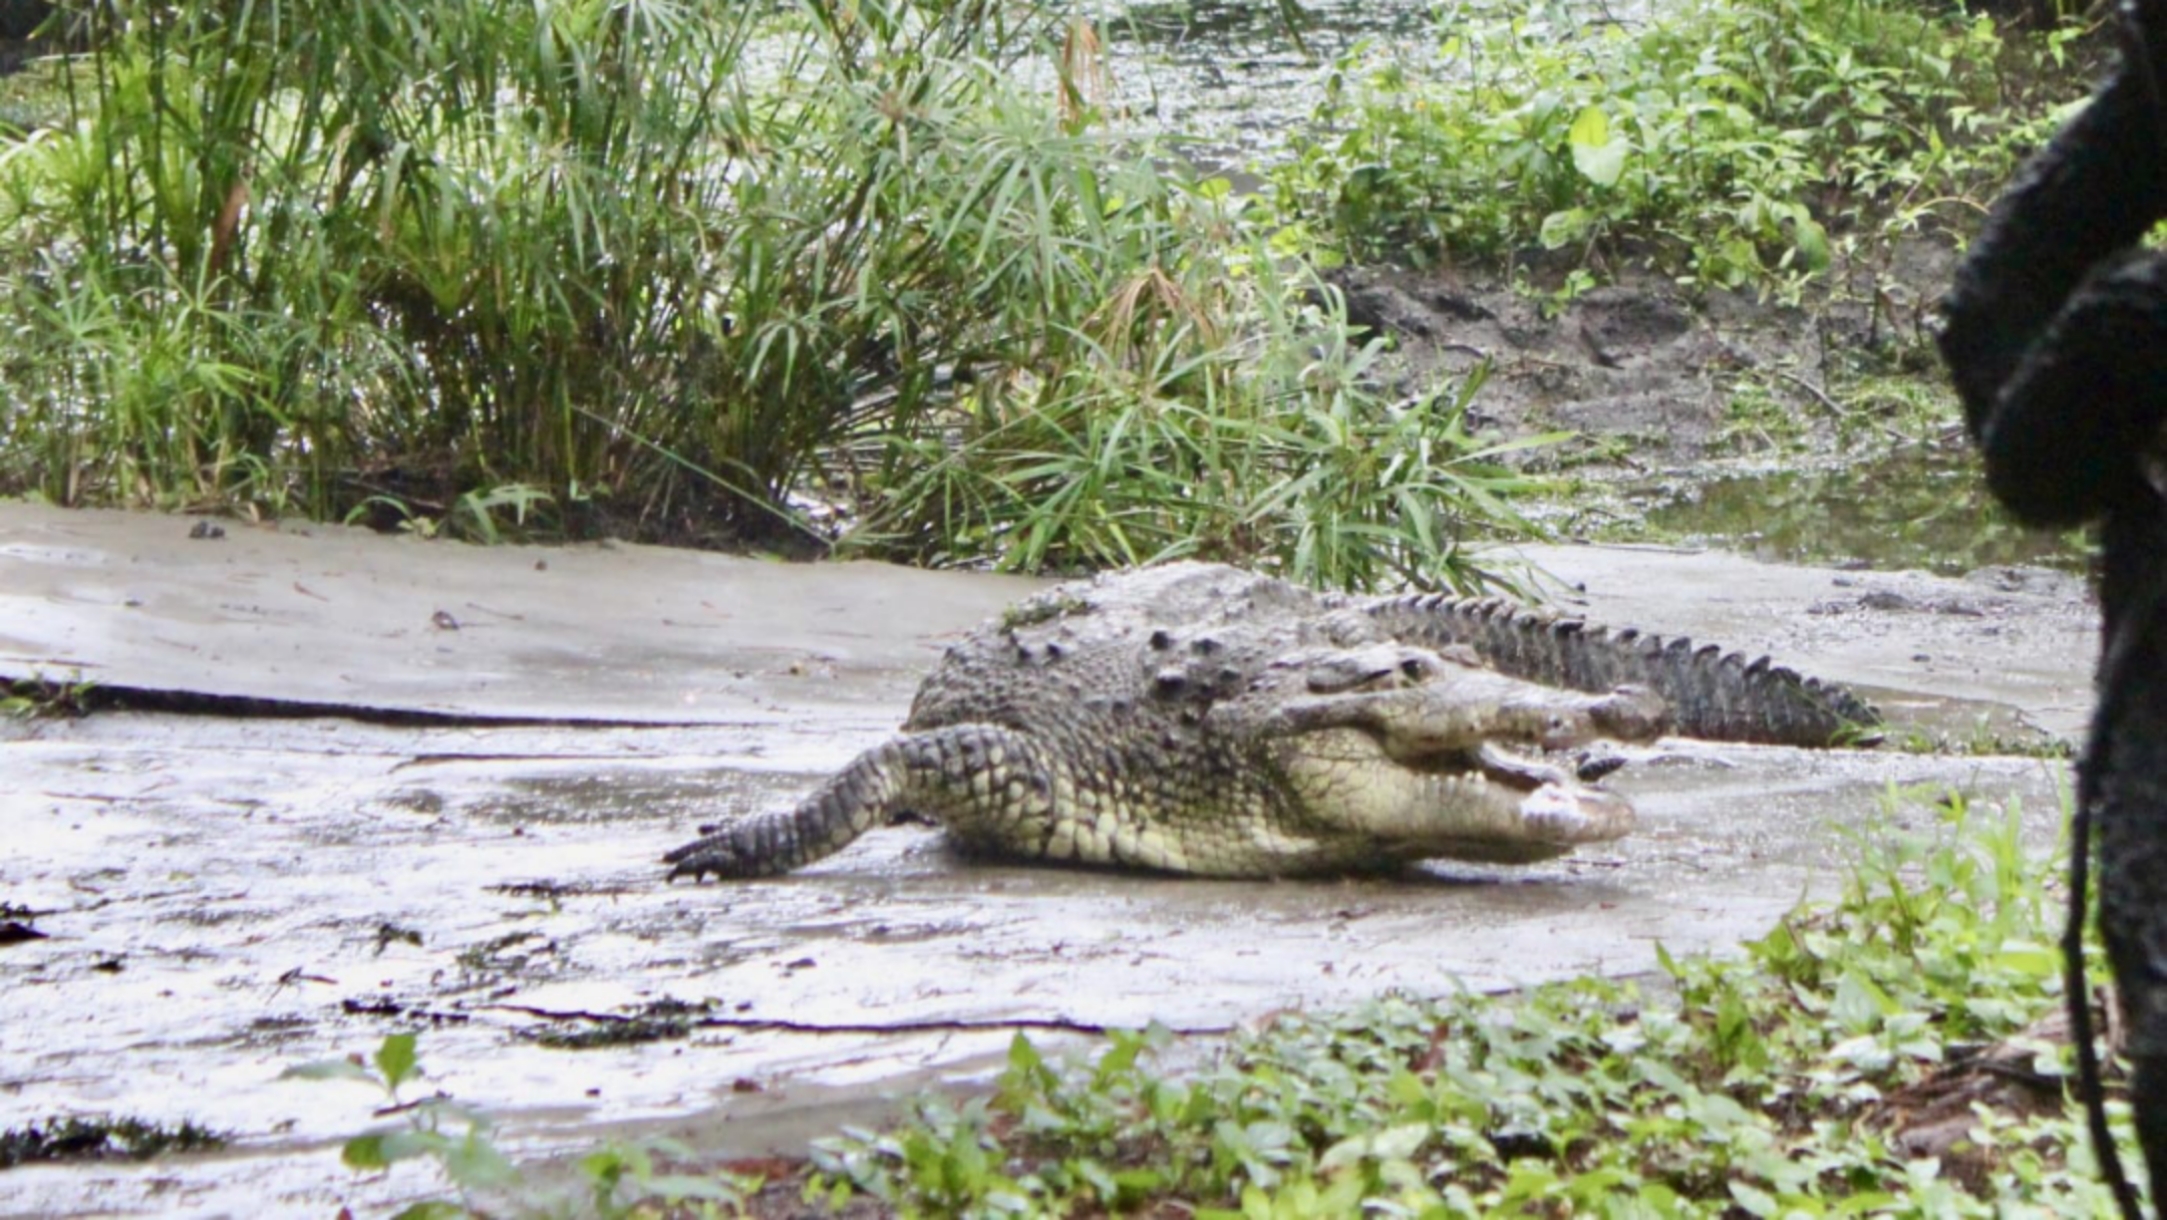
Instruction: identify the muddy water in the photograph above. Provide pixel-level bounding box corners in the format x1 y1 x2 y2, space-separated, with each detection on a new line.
1082 0 1432 167
0 505 2095 1216
1633 446 2091 577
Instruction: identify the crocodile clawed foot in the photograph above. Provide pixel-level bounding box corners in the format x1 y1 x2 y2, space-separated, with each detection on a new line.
662 838 744 882
1573 751 1630 783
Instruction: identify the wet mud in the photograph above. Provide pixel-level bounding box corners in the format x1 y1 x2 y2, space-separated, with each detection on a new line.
1329 245 1961 478
0 504 2095 1216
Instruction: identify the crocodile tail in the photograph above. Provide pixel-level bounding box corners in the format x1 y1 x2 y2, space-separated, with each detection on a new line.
1362 595 1882 748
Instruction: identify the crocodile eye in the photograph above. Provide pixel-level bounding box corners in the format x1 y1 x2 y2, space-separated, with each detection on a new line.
1399 657 1431 681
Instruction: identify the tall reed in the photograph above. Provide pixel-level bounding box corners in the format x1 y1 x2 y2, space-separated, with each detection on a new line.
0 0 1539 590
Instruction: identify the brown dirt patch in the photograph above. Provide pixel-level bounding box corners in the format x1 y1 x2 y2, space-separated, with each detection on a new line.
1326 240 1962 474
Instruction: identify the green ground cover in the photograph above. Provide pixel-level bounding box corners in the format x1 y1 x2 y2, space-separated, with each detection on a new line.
1275 0 2087 297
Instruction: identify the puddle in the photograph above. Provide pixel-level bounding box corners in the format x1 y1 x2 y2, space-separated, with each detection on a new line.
1630 446 2091 577
0 505 2101 1216
1085 0 1436 165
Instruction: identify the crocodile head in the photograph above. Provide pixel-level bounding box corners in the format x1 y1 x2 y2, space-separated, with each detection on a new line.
1202 644 1664 867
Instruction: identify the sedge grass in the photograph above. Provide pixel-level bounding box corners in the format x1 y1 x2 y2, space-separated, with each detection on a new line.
0 0 1540 590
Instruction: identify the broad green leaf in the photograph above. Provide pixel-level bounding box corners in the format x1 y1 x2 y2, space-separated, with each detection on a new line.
1567 105 1627 186
1317 1122 1428 1171
1791 215 1831 272
342 1133 389 1170
1095 1030 1144 1080
1730 1180 1779 1216
380 1129 454 1164
375 1033 419 1091
644 1173 740 1202
442 1133 518 1189
1831 970 1897 1030
1539 207 1594 250
1574 139 1629 187
1996 939 2058 977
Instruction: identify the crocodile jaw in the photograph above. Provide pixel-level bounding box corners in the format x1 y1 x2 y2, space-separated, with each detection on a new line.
1272 729 1635 867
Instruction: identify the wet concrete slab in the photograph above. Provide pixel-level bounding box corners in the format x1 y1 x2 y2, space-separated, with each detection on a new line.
0 504 2097 1217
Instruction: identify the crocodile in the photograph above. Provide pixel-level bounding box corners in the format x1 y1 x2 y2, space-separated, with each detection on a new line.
664 562 1879 880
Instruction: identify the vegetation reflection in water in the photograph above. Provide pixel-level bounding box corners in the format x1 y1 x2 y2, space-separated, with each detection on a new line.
1633 447 2089 577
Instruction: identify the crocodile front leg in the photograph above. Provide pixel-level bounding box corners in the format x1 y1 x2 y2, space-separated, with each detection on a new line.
664 724 1057 879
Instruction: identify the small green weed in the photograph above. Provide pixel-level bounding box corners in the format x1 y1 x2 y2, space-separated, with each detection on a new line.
2 671 95 719
285 1032 752 1218
0 1114 225 1168
283 1032 518 1216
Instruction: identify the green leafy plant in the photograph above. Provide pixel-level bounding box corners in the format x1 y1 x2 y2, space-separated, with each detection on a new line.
804 787 2127 1215
285 1032 751 1219
0 0 1548 587
283 1033 518 1218
0 1115 225 1168
1272 0 2091 297
2 671 95 718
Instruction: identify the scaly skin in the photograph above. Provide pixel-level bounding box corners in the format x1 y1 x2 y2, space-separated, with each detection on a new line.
1353 594 1882 746
665 563 1877 880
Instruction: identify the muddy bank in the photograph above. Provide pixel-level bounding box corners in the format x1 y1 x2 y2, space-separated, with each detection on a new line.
1331 242 1959 474
1323 244 2093 577
0 503 2092 1217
